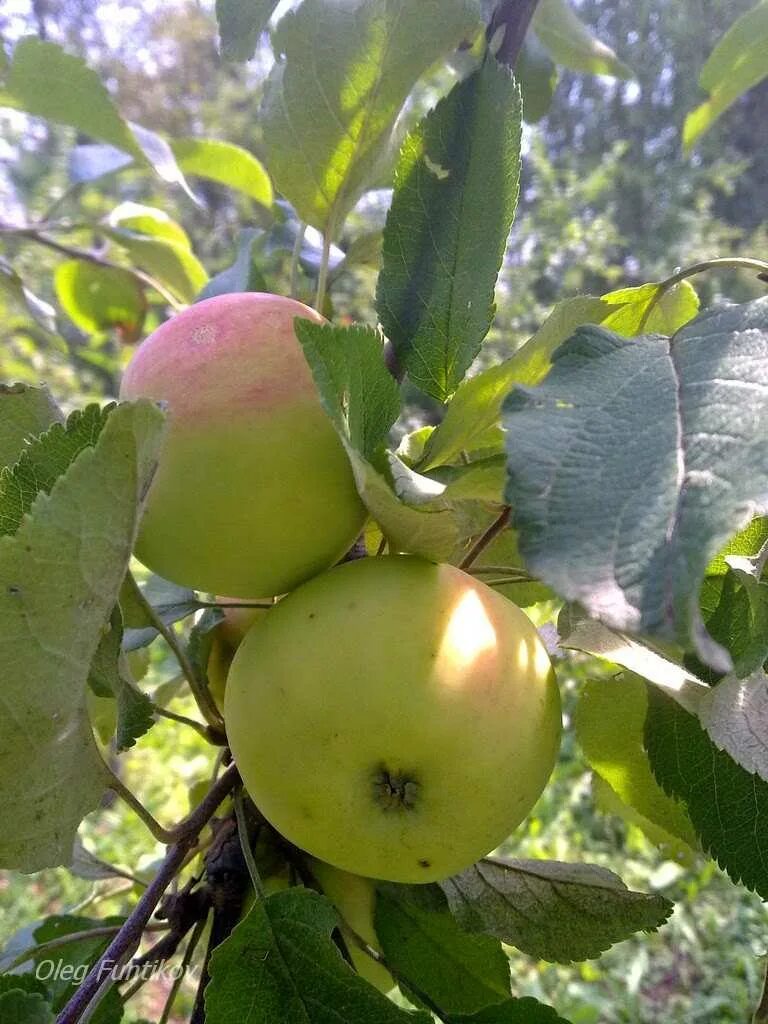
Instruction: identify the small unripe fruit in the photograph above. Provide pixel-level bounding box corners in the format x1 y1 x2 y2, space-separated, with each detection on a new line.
308 857 393 993
120 293 366 598
225 555 561 883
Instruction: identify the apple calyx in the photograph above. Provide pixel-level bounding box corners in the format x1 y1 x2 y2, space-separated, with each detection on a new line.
373 766 420 811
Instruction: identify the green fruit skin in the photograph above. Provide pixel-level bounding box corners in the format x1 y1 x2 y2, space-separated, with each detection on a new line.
308 857 394 993
120 292 366 598
207 598 267 710
225 555 561 884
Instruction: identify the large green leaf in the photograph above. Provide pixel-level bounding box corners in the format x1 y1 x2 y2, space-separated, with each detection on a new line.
533 0 634 79
171 138 273 207
0 38 192 195
0 383 62 470
261 0 480 234
206 888 431 1022
684 1 768 150
376 56 522 401
503 298 768 673
420 295 608 470
646 687 768 898
450 1000 572 1024
215 0 280 61
0 401 165 870
440 859 671 963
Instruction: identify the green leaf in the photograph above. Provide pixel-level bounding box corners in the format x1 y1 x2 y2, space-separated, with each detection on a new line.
215 0 279 61
54 260 145 338
295 315 491 562
421 295 608 470
0 38 192 196
107 202 192 248
377 57 521 401
0 383 62 470
171 138 273 207
683 1 768 151
532 0 634 79
197 229 269 301
88 608 154 752
294 320 400 460
601 280 700 337
0 991 54 1024
440 858 672 963
706 516 768 576
557 610 707 716
645 686 768 897
692 570 768 679
516 32 558 123
206 888 431 1023
0 404 110 538
575 675 698 852
591 774 696 867
376 885 511 1014
0 258 58 334
0 400 165 870
261 0 480 233
120 572 198 651
449 998 573 1024
32 915 123 1023
103 227 207 304
0 977 49 999
503 298 768 673
696 669 768 784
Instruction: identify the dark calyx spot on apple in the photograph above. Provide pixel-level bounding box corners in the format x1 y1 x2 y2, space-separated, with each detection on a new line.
372 765 420 811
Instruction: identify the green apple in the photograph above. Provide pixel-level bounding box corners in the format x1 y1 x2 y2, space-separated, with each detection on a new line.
225 555 561 883
308 857 394 993
120 292 366 598
207 597 268 710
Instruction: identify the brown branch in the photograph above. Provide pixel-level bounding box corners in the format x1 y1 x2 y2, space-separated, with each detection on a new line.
1 225 183 310
459 506 511 570
55 765 239 1024
487 0 542 68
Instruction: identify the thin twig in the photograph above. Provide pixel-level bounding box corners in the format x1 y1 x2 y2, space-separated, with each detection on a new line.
459 506 511 570
468 565 533 580
2 226 183 310
1 925 161 975
55 766 239 1024
234 786 265 899
158 917 207 1024
289 221 306 299
128 573 224 735
108 772 176 845
314 225 332 313
637 256 768 331
153 704 215 742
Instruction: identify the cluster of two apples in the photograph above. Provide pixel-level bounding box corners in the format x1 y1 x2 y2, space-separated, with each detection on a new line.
121 293 561 896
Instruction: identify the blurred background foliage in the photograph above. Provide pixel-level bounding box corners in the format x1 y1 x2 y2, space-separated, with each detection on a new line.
1 1 767 1021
